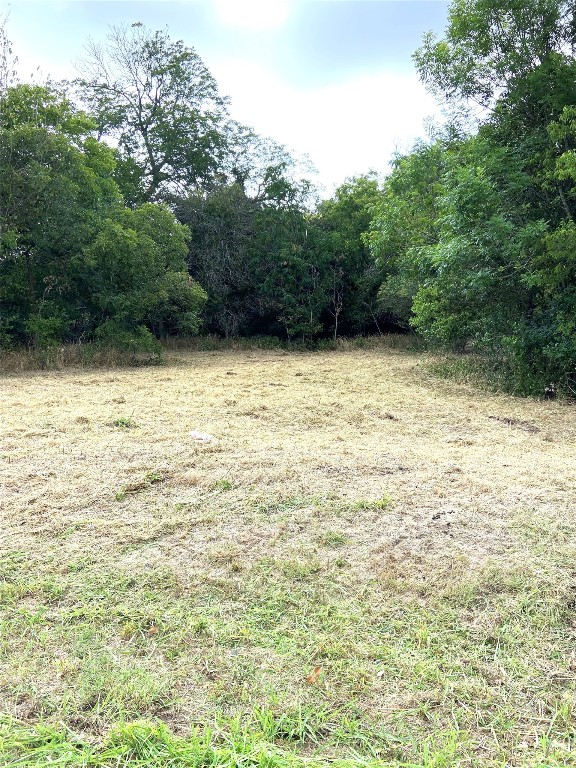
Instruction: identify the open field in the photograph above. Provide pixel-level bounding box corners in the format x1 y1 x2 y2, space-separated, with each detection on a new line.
1 343 576 767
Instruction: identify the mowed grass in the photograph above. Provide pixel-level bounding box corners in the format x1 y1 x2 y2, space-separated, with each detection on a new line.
1 342 576 766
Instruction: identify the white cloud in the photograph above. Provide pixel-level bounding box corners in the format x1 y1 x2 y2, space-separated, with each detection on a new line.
210 57 440 193
7 0 441 197
212 0 291 30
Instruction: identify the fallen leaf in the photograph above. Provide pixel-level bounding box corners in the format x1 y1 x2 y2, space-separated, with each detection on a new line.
305 665 322 685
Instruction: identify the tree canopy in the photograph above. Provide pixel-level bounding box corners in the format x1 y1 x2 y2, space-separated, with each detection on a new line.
0 82 205 352
2 8 576 393
367 0 576 392
77 23 229 204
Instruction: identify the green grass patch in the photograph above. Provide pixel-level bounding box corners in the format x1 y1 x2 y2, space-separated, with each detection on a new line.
2 538 576 765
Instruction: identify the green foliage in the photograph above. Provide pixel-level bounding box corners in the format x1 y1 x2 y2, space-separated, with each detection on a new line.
84 203 206 346
24 313 69 350
77 23 229 203
110 417 139 429
0 83 206 352
95 322 162 360
367 140 450 328
0 82 96 136
0 25 398 352
3 9 576 390
0 84 119 347
178 175 329 340
317 175 387 336
414 0 575 109
260 209 331 340
178 173 388 341
176 183 263 337
411 142 548 350
366 0 576 393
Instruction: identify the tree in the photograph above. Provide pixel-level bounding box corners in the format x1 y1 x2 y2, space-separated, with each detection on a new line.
177 173 324 340
176 183 261 336
317 175 386 337
77 23 229 204
367 140 451 328
222 122 314 202
84 204 207 347
0 84 119 346
0 13 17 96
174 137 323 339
414 0 575 110
396 0 576 391
410 137 547 352
0 83 207 351
255 205 331 340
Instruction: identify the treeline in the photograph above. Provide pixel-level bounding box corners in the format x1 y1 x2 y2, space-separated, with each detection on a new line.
370 0 576 393
1 3 576 394
0 22 389 357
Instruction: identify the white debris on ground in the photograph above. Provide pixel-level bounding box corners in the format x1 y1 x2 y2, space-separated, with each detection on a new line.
189 430 216 443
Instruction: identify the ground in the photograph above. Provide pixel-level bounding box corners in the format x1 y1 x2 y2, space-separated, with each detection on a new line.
1 341 576 766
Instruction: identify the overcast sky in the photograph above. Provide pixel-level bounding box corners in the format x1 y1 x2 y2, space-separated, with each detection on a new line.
1 0 449 194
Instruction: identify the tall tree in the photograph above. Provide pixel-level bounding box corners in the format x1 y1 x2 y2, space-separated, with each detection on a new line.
77 23 229 204
0 13 17 96
0 84 118 346
317 175 387 337
367 140 451 328
176 183 259 337
0 83 206 350
414 0 576 110
410 136 547 352
176 166 322 339
398 0 576 390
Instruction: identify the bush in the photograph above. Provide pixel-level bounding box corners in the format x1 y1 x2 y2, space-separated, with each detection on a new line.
94 321 162 362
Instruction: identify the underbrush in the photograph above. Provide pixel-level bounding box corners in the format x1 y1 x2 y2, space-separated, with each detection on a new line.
429 352 576 399
0 334 420 373
166 333 420 354
0 343 163 373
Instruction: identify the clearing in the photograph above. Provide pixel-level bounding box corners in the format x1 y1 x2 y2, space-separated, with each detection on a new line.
1 343 575 767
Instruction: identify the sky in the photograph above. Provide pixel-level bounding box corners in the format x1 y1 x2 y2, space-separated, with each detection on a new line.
1 0 450 194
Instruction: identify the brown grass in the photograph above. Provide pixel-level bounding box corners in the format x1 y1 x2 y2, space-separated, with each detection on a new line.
3 346 572 570
1 344 576 765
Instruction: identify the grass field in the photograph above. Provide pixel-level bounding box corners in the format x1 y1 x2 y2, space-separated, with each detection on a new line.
1 342 576 767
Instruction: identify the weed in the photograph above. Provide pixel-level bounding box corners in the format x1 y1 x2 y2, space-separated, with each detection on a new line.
280 559 322 581
210 479 234 492
353 497 393 511
110 417 138 429
318 530 349 548
116 471 165 501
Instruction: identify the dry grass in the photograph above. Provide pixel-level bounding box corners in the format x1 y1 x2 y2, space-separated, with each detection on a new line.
1 344 576 766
